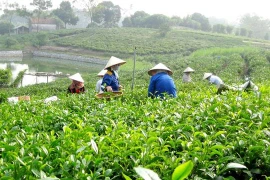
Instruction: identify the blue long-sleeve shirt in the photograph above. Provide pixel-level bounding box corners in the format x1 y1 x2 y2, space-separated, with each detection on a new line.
148 72 177 98
101 70 119 91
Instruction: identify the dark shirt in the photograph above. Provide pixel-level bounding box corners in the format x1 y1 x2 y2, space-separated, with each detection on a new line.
68 86 85 94
148 72 177 98
101 70 119 91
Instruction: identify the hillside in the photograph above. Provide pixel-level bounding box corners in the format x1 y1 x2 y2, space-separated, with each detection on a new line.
32 28 270 82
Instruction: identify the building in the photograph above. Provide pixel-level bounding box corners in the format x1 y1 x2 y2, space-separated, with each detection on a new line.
30 18 60 32
13 25 30 34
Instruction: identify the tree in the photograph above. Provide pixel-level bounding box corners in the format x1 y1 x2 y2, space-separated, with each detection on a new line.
170 16 182 26
92 1 121 27
190 13 211 31
180 16 201 30
73 0 98 24
30 0 52 32
16 6 33 27
240 14 270 39
1 2 19 35
52 1 79 28
212 24 226 34
226 25 234 34
240 27 247 36
122 17 132 27
130 11 149 27
144 14 170 29
0 21 14 35
159 24 171 37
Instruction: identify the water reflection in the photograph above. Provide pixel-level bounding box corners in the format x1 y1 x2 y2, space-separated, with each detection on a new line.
0 56 105 87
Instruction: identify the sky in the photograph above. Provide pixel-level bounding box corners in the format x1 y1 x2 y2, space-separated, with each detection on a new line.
2 0 270 24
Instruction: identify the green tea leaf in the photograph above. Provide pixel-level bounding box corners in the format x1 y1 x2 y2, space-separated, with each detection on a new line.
134 167 161 180
122 172 132 180
91 139 98 154
226 163 247 169
17 157 26 166
172 160 194 180
41 146 49 156
76 146 86 153
32 169 40 177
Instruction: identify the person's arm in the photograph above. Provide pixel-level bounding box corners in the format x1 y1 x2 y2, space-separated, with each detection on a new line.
101 74 112 92
67 85 73 93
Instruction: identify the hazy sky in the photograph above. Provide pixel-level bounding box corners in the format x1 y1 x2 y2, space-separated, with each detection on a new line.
3 0 270 23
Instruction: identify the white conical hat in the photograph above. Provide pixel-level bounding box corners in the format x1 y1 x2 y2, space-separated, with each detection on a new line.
203 73 212 79
97 69 107 77
69 73 84 82
148 63 173 75
183 67 195 73
104 56 126 69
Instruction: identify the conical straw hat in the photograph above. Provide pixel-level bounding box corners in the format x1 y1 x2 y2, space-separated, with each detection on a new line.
183 67 195 73
69 73 84 82
203 73 212 80
148 63 173 75
97 69 107 77
104 56 126 69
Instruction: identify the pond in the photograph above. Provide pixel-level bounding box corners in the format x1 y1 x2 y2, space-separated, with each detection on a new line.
0 56 105 87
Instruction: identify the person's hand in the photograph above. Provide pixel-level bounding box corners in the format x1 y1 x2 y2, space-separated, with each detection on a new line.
106 86 113 92
119 85 123 91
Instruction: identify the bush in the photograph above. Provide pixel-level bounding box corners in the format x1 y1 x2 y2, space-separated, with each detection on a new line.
0 92 7 103
32 32 48 48
4 37 18 48
0 69 12 87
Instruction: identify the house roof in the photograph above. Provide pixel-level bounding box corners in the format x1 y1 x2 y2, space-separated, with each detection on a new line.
13 25 29 30
31 18 57 24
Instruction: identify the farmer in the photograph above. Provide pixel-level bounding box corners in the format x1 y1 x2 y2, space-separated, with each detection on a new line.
231 78 259 93
101 56 126 92
96 69 107 93
182 67 195 83
148 63 177 98
203 73 228 94
67 73 85 94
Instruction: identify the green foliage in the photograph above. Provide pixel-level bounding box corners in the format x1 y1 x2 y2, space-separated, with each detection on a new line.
0 69 12 87
52 28 248 55
9 69 27 88
0 21 14 35
144 14 170 29
32 32 48 48
191 13 211 31
52 1 79 28
172 161 194 180
0 79 270 179
92 1 121 28
159 24 171 37
240 14 269 39
0 92 8 103
4 36 18 48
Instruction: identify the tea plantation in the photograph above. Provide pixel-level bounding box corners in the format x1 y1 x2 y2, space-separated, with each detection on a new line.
0 28 270 179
